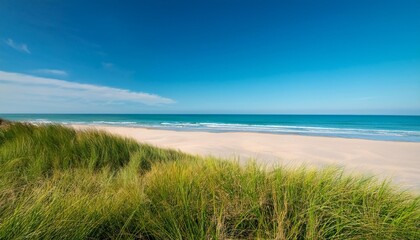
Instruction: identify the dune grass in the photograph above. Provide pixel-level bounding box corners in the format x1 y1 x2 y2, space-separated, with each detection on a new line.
0 120 419 239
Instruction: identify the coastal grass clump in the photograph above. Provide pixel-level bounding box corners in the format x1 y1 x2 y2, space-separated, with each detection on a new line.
0 121 419 239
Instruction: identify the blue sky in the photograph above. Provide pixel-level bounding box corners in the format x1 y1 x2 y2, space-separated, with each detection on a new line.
0 0 419 114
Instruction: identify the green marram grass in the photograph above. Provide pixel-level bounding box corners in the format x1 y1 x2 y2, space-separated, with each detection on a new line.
0 120 419 239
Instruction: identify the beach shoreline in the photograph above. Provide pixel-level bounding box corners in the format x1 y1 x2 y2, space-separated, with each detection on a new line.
72 124 420 190
4 114 420 142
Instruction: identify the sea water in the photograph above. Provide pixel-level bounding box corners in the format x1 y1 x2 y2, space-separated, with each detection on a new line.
2 114 420 142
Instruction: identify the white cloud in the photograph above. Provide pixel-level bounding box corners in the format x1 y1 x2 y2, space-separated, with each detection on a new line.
0 70 175 113
35 69 68 77
5 38 31 54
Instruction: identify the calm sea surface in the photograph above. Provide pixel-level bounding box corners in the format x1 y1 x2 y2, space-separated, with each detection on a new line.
2 114 420 142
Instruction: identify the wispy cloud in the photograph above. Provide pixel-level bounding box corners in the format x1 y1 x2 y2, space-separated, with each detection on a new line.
353 96 378 101
102 62 114 69
101 62 135 77
35 69 68 77
4 38 31 54
0 71 175 113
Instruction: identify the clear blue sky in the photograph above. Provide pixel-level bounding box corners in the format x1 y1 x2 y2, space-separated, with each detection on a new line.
0 0 419 114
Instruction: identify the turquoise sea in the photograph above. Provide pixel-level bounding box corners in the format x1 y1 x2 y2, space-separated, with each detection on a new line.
2 114 420 142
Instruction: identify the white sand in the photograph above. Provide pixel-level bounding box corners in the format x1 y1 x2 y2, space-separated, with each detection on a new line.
73 125 420 190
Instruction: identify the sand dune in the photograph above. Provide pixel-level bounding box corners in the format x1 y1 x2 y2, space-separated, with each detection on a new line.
73 125 420 190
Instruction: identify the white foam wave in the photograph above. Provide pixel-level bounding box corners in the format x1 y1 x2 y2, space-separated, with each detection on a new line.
91 121 137 125
157 122 420 138
28 119 54 124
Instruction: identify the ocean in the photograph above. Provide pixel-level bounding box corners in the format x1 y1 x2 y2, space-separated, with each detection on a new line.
2 114 420 142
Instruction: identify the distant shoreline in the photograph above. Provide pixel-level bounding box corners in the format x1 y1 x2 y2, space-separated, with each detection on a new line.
2 114 420 142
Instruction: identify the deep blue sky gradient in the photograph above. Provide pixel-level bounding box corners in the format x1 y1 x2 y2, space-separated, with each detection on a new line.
0 0 419 114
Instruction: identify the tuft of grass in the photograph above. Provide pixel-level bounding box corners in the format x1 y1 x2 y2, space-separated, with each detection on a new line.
0 122 419 239
0 118 11 126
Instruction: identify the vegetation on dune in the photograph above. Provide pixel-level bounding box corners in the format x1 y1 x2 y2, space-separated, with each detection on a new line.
0 118 10 126
0 121 419 239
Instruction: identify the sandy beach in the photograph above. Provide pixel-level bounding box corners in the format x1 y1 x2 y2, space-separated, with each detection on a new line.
73 125 420 190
